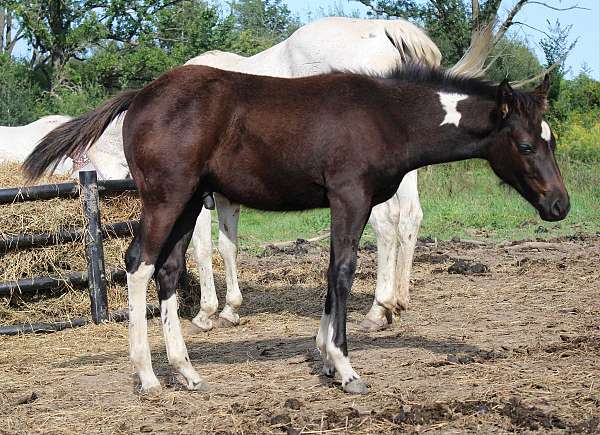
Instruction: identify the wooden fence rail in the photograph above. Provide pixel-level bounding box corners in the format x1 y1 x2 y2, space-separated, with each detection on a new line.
0 171 148 335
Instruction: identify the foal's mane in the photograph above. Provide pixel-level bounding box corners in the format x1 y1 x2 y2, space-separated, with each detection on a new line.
356 63 545 114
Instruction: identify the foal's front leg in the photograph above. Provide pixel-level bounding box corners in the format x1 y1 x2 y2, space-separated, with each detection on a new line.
317 190 371 394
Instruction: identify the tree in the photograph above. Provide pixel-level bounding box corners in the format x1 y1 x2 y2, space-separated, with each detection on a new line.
0 6 24 56
0 0 190 88
540 19 576 102
485 36 542 82
228 0 300 55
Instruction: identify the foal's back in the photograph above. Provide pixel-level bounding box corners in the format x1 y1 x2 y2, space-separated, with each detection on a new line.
124 65 403 211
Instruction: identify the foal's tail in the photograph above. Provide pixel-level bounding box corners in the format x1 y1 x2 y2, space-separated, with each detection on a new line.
22 90 139 182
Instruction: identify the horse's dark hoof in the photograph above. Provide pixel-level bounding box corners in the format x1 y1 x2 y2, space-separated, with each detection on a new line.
343 378 369 394
202 192 215 210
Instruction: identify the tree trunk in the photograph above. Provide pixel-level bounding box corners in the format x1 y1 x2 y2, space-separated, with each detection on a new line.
0 8 5 53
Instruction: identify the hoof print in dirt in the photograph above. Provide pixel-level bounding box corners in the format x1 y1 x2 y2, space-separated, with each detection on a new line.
446 353 475 364
447 259 489 275
284 398 302 410
15 392 38 406
270 413 291 426
343 378 369 394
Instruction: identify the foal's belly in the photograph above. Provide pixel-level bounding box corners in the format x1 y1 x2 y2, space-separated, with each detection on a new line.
208 168 328 212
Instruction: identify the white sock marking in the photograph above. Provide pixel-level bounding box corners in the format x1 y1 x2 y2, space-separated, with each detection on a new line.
438 92 468 127
127 262 159 390
318 312 360 385
541 120 551 142
161 292 203 388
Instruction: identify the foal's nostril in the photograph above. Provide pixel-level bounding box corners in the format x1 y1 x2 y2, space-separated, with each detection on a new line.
551 199 562 216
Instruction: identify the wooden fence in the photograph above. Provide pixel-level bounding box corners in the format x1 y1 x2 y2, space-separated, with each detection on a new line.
0 171 157 335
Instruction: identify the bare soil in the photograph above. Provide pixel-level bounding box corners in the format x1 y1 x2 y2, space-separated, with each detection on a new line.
1 237 599 434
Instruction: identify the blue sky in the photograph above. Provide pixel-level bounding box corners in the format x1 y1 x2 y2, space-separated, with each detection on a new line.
285 0 600 79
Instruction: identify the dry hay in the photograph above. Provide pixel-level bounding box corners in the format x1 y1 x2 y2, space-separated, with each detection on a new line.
0 162 145 325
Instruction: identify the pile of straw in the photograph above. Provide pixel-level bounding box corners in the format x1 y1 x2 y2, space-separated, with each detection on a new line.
0 162 148 325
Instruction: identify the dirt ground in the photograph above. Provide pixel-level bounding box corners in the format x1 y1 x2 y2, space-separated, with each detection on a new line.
1 236 599 434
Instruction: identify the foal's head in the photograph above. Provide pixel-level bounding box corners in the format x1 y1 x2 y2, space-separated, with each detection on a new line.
486 76 569 221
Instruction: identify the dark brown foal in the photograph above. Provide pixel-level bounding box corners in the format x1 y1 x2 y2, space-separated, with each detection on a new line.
24 65 569 395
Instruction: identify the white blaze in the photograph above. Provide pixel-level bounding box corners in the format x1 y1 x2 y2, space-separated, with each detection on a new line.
438 92 468 127
541 120 551 142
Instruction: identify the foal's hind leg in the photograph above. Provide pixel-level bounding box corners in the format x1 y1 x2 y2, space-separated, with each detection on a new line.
317 188 371 394
126 188 202 393
155 206 207 390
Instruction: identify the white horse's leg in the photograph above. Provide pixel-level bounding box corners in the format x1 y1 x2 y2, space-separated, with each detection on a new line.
214 193 242 327
127 262 161 393
391 170 422 312
190 207 219 331
361 170 422 331
362 198 399 331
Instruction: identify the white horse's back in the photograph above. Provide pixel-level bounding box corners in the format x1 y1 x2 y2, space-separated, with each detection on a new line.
187 17 441 78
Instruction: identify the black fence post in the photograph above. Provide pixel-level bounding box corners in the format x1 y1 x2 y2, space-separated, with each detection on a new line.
79 170 109 324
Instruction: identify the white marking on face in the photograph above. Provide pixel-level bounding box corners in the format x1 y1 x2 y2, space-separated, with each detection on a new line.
438 92 468 127
541 120 551 142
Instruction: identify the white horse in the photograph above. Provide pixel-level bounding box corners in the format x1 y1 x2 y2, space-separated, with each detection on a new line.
0 115 74 174
186 16 443 332
0 115 128 180
184 16 491 332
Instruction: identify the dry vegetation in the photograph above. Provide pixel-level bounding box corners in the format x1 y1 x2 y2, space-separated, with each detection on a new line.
1 162 599 433
0 162 142 324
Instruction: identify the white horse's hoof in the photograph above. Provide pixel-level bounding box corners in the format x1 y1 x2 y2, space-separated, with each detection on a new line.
190 317 214 332
139 382 162 395
215 316 238 329
187 379 210 392
343 378 369 394
359 317 391 332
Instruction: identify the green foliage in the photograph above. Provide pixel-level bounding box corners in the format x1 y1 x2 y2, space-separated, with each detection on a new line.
36 82 108 117
228 0 300 55
0 55 41 125
540 19 575 102
485 37 542 82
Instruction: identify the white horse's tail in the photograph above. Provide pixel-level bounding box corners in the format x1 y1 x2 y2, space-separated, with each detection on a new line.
382 19 442 67
448 22 495 78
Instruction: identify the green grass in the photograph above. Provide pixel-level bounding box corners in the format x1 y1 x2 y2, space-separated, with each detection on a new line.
230 155 600 251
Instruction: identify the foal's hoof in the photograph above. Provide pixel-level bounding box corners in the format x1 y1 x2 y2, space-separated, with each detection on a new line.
359 317 391 332
323 362 336 378
215 316 238 329
343 379 369 395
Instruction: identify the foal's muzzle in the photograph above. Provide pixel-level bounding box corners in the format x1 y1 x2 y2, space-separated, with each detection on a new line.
538 191 570 222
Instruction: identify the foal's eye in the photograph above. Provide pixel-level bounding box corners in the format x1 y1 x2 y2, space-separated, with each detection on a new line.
517 142 534 154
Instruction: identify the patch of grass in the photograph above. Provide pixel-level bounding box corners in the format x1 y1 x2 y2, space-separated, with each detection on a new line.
235 156 599 250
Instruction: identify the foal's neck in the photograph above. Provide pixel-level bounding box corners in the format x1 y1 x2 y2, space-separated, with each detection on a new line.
399 90 497 171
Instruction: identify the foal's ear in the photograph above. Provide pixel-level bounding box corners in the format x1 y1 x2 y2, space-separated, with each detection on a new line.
533 74 550 111
534 74 550 96
496 78 513 119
